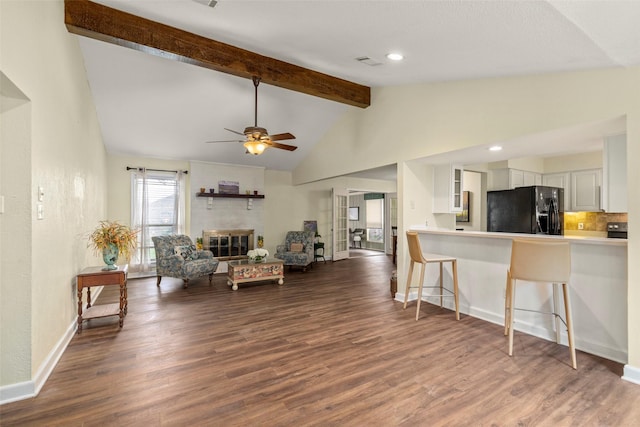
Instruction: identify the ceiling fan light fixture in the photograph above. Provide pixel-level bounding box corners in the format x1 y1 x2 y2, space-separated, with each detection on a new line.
244 140 267 155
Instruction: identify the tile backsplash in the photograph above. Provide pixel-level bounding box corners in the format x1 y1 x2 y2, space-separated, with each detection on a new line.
564 211 627 232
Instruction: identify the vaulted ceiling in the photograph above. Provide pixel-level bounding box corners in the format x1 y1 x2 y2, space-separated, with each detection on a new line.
72 0 640 175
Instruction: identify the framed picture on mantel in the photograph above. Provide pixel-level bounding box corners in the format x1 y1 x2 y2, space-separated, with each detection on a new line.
218 180 239 194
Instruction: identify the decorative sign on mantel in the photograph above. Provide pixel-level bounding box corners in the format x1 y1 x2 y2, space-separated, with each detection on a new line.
218 180 240 195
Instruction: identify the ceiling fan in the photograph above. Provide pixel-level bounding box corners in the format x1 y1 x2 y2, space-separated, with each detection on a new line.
206 76 297 155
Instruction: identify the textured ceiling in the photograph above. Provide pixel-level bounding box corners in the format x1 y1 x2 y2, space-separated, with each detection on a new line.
78 0 640 176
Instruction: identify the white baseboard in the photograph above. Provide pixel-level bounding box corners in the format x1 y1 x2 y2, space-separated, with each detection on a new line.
0 312 79 405
33 320 77 395
622 364 640 386
0 380 34 405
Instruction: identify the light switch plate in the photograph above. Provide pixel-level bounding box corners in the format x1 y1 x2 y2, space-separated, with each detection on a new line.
37 203 44 220
38 186 44 202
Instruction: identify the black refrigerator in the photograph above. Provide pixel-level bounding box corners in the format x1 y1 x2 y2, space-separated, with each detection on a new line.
487 186 564 235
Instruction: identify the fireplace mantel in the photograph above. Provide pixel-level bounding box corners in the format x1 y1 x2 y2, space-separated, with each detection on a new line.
197 193 264 199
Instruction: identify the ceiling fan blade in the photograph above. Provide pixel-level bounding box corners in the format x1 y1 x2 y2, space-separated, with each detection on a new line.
269 132 296 141
224 128 245 136
267 141 298 151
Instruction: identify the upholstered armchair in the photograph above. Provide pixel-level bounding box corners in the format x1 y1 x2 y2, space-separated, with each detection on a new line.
152 235 219 288
274 231 315 271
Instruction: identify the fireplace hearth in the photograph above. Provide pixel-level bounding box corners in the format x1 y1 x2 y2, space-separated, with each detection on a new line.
202 229 254 261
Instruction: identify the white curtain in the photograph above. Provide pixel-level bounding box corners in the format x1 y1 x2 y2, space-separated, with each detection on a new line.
129 168 186 277
175 170 186 235
131 168 151 275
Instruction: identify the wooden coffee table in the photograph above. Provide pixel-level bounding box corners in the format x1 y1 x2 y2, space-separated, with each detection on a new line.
227 258 284 291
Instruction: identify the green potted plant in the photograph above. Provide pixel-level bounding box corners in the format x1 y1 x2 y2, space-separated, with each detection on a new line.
88 220 138 270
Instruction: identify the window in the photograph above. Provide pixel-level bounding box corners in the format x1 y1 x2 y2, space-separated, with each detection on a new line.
131 171 185 272
366 198 384 243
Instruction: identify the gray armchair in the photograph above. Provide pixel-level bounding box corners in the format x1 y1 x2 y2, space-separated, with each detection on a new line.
274 231 315 271
152 234 219 288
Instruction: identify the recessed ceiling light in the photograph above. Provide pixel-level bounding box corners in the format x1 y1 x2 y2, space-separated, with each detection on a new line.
386 53 404 61
489 146 503 151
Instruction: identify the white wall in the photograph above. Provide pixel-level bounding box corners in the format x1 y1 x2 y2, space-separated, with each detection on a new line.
508 156 545 173
190 161 265 244
1 76 32 388
626 112 640 382
264 170 296 256
1 0 108 401
544 151 603 173
107 155 191 231
295 70 639 186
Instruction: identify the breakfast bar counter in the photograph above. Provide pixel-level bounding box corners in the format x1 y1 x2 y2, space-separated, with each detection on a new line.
409 226 627 246
403 227 628 363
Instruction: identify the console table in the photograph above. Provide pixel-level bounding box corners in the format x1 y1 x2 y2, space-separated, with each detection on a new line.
76 264 128 334
227 258 283 291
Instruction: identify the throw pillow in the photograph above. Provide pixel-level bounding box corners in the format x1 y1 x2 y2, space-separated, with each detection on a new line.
290 242 304 252
174 245 196 261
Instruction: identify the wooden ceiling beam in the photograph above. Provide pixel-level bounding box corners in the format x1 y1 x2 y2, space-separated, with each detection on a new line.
64 0 370 108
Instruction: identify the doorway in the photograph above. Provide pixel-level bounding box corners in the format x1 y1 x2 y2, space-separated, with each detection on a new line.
347 191 396 258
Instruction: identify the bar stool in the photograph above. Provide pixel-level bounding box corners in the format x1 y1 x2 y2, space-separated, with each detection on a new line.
403 231 460 321
504 239 577 369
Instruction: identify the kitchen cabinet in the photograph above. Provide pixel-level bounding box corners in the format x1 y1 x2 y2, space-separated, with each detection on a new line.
488 168 541 190
510 169 542 188
571 169 602 211
542 172 570 210
602 134 627 212
433 164 463 213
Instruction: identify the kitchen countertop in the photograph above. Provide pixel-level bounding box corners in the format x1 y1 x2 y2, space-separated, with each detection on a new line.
408 226 627 246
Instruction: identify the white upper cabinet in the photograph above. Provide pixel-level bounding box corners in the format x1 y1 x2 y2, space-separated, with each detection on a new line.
509 169 525 188
511 169 542 188
602 134 627 212
542 172 571 210
433 164 463 213
571 169 602 211
489 168 541 190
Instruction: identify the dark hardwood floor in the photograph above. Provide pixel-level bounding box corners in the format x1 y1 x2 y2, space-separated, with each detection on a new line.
2 255 640 426
348 248 386 258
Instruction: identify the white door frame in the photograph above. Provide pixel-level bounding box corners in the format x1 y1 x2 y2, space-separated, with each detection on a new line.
332 187 349 261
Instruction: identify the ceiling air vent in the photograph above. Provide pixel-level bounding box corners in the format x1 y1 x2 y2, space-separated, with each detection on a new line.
355 56 383 67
